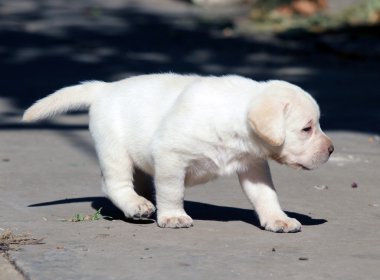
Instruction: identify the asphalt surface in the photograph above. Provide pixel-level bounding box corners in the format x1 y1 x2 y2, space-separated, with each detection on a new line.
1 0 379 279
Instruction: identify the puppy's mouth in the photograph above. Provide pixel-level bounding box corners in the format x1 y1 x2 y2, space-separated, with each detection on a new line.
271 154 312 170
289 163 311 171
296 163 311 170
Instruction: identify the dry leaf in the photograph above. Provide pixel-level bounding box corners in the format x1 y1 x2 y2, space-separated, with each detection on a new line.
292 0 319 16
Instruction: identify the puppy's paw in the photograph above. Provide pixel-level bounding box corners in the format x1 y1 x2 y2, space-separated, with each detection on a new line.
262 216 301 233
157 212 193 228
123 196 156 219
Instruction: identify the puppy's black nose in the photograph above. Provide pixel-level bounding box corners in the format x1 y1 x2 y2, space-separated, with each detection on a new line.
328 144 334 155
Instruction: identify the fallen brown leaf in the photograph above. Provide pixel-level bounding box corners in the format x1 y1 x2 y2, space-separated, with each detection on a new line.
292 0 319 16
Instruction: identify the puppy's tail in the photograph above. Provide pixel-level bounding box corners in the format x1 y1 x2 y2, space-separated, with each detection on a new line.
22 81 106 122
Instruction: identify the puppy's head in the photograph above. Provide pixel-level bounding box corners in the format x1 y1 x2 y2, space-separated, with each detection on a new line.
248 80 333 170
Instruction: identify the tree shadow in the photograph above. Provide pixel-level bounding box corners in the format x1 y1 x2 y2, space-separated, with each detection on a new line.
28 196 327 228
0 1 379 133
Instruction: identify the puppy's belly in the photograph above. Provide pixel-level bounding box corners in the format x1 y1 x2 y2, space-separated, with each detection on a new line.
133 160 155 177
184 156 248 187
185 158 219 187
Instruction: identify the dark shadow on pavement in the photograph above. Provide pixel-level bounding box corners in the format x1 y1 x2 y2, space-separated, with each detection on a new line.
285 211 327 226
28 197 155 224
1 1 379 134
185 200 261 227
185 201 327 227
28 196 327 228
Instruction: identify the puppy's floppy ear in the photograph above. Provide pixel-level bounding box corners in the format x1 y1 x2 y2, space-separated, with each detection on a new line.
248 92 288 147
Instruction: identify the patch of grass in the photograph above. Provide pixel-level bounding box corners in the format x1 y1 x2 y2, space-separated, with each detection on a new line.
0 229 44 252
69 207 104 222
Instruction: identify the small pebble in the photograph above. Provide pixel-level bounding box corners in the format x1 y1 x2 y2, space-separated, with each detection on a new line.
272 247 276 252
351 182 358 189
298 257 308 261
314 185 328 190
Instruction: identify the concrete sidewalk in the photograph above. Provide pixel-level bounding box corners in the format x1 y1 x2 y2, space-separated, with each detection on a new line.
1 0 380 279
1 118 380 280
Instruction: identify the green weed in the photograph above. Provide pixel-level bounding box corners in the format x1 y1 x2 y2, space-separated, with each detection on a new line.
70 208 103 222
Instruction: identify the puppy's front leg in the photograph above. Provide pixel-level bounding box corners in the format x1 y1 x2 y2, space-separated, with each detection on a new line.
238 159 301 233
154 158 193 228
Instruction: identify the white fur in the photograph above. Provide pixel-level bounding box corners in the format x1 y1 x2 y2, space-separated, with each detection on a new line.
23 73 333 232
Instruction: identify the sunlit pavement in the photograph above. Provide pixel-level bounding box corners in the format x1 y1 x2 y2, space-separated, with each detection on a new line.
1 1 379 279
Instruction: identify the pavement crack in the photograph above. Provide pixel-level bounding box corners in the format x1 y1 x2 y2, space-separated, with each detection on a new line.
0 229 44 280
1 252 30 280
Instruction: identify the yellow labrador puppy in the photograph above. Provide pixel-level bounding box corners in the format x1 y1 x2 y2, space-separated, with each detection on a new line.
23 74 333 233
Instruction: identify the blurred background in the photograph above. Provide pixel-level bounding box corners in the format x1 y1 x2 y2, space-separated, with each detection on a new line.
0 0 379 133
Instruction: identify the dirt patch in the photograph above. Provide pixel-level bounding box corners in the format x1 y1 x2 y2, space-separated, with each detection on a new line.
0 229 44 252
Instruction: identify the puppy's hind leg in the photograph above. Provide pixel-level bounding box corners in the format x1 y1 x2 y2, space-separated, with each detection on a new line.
94 139 156 219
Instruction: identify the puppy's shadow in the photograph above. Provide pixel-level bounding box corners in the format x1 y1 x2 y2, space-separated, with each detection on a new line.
29 196 327 228
184 201 327 227
92 197 155 224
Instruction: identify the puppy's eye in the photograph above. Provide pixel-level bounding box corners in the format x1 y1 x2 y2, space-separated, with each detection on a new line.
302 126 312 133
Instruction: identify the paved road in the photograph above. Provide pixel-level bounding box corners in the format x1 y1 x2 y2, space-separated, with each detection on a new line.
1 0 379 279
